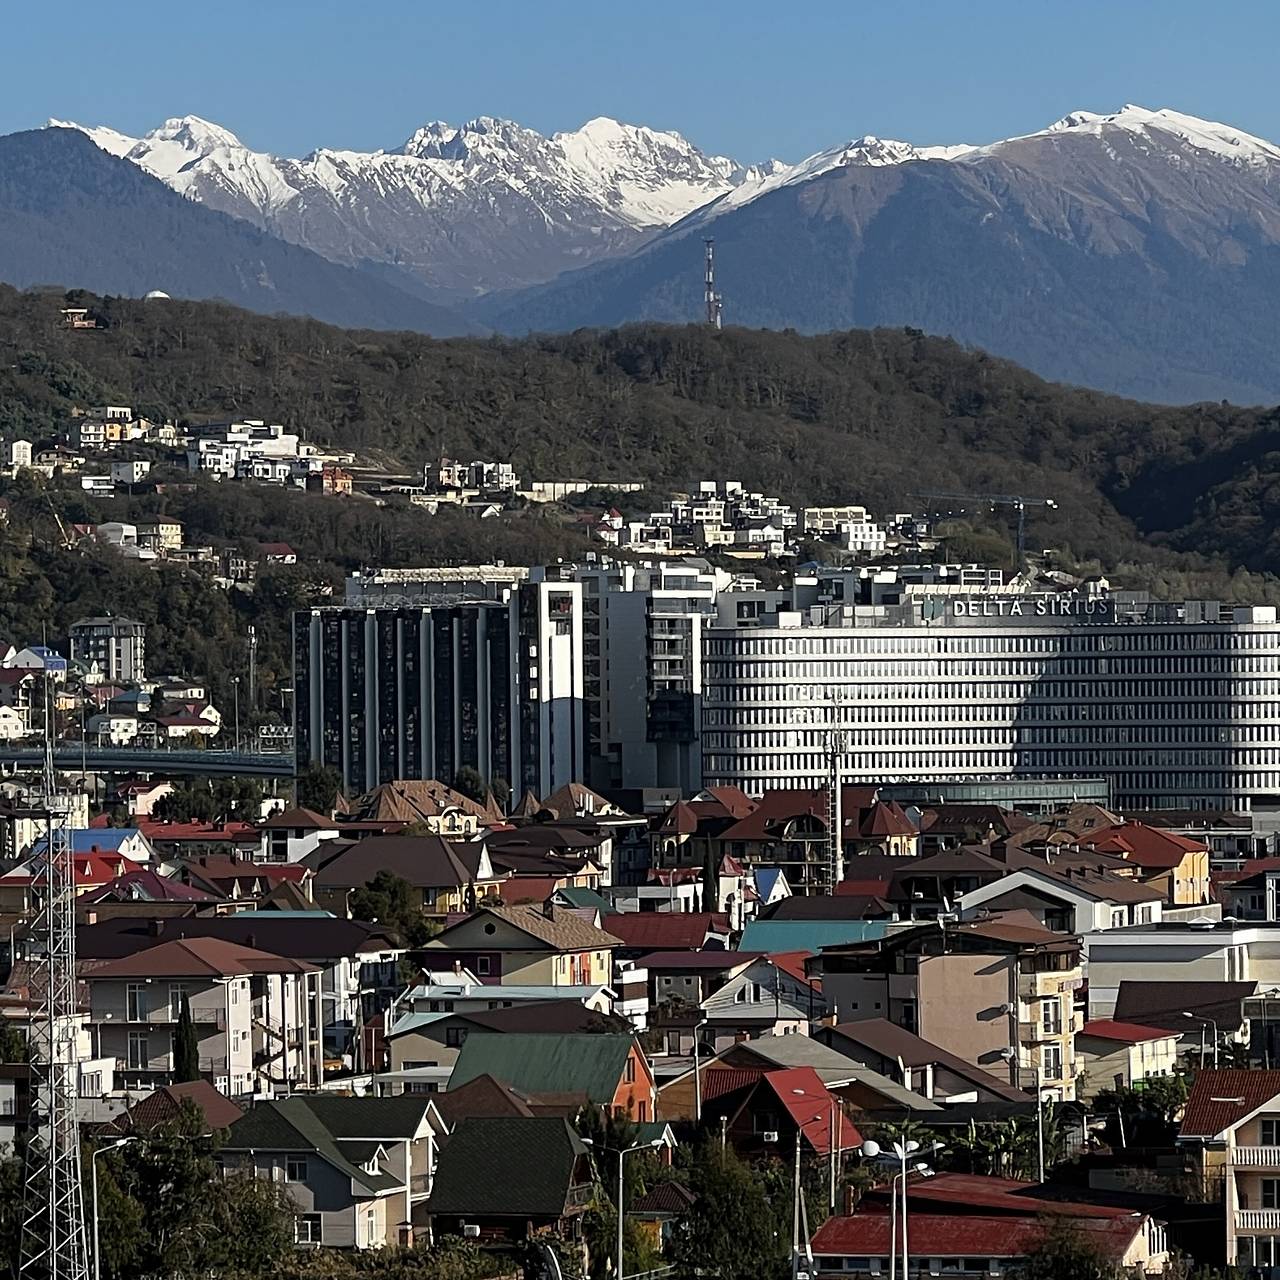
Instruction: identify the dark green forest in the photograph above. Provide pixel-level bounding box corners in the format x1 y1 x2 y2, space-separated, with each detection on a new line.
4 285 1280 710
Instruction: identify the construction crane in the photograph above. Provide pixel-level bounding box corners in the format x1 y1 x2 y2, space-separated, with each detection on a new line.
911 490 1057 571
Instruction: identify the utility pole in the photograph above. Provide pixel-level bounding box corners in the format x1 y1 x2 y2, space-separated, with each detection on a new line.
247 625 258 719
19 673 91 1280
826 690 847 889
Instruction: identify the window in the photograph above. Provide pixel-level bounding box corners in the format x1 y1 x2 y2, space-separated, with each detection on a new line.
168 984 187 1022
475 956 491 976
900 1000 918 1034
1041 997 1062 1036
445 1027 467 1049
286 1156 307 1182
127 1031 148 1070
82 1072 101 1097
1042 1044 1063 1080
295 1214 322 1245
127 983 146 1022
752 1110 779 1134
1264 1179 1280 1210
1264 1119 1280 1147
624 1057 636 1084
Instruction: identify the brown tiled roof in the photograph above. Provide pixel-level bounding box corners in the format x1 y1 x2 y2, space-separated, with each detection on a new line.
259 806 333 830
113 1081 243 1133
346 780 495 824
604 913 728 950
1180 1068 1280 1139
87 936 315 978
1114 980 1256 1033
435 1073 536 1125
859 801 917 839
446 903 621 951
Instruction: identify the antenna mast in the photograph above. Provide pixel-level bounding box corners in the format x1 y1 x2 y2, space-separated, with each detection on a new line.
703 238 722 330
19 673 90 1280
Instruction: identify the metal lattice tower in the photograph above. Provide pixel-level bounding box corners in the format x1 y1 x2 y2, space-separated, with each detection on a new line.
19 676 90 1280
825 690 848 889
703 238 722 329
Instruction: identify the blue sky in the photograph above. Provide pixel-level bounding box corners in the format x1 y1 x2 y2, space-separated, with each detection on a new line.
9 0 1280 161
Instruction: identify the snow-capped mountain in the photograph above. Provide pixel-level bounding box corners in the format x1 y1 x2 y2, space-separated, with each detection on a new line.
483 103 1280 405
55 112 769 299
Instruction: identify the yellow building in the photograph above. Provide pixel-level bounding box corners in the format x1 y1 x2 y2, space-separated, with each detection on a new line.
425 903 619 986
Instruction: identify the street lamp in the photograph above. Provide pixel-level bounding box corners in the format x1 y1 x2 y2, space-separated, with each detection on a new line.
92 1136 137 1280
582 1136 663 1280
1000 1046 1045 1183
1184 1011 1220 1069
859 1138 938 1280
692 1016 709 1124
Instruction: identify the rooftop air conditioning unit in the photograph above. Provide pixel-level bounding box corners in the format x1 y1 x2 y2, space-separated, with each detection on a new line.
763 1131 779 1144
461 1224 480 1239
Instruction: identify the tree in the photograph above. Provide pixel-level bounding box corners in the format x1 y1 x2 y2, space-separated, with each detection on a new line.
671 1144 788 1280
349 869 436 947
701 850 718 914
296 762 343 814
172 993 199 1083
1012 1215 1118 1280
0 1023 28 1063
452 766 487 805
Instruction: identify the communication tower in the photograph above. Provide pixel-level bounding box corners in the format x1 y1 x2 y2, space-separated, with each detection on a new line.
703 238 722 330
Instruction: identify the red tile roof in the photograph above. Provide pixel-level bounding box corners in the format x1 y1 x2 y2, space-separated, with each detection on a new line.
139 820 257 842
1078 820 1207 868
834 878 893 898
700 1067 765 1102
1079 1019 1178 1044
893 1173 1133 1219
767 950 819 988
718 787 879 842
637 950 759 971
858 801 917 839
114 1080 243 1133
603 913 729 950
810 1213 1142 1262
1180 1068 1280 1139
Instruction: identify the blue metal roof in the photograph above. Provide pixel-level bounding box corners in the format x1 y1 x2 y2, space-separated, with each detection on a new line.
31 828 143 855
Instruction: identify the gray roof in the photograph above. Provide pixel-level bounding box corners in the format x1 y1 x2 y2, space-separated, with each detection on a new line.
428 1116 588 1218
730 1038 944 1111
223 1098 401 1196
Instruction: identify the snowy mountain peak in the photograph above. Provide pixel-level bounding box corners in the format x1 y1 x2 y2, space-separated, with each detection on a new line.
48 118 138 158
1038 104 1280 166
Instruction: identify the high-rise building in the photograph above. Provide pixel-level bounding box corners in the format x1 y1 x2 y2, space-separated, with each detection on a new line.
293 582 582 800
68 615 146 684
702 596 1280 811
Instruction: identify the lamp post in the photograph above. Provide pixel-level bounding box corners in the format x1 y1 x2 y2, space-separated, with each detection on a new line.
692 1015 709 1125
584 1137 663 1280
859 1138 938 1280
231 675 241 753
1184 1011 1220 1069
92 1136 136 1280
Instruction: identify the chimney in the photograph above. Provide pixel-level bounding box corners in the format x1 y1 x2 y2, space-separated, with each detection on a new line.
148 919 165 938
246 933 257 950
452 959 463 976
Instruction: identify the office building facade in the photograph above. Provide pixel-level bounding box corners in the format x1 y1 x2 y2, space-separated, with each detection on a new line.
294 582 582 799
701 598 1280 811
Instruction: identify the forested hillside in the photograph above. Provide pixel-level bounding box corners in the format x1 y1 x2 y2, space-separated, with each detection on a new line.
4 285 1280 583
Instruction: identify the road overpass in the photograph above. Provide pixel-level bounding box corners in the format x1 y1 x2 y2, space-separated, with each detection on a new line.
0 747 295 778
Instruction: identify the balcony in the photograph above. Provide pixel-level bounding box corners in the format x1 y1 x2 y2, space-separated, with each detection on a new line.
1237 1209 1280 1232
1232 1147 1280 1168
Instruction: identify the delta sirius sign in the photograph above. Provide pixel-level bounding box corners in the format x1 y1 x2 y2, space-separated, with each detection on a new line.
945 595 1114 623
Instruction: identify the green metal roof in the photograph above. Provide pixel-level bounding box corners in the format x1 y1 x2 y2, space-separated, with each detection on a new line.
223 1097 401 1195
738 919 887 952
448 1032 636 1104
553 886 612 912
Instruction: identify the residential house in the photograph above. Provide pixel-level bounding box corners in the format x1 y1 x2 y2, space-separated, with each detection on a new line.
819 914 1085 1101
957 861 1164 933
305 834 503 919
385 999 627 1094
701 1065 860 1160
427 1116 593 1246
1076 821 1212 906
106 1079 244 1134
658 1037 943 1123
83 936 319 1098
424 904 620 987
447 1031 656 1122
603 913 732 959
810 1172 1169 1278
76 914 404 1061
0 669 37 731
222 1095 445 1248
1178 1068 1280 1270
814 1019 1031 1105
258 807 346 864
1075 1021 1180 1100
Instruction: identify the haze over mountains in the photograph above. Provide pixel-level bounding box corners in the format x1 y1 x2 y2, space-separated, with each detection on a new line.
16 104 1280 400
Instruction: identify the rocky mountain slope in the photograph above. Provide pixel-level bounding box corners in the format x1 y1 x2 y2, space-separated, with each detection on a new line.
0 129 476 335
